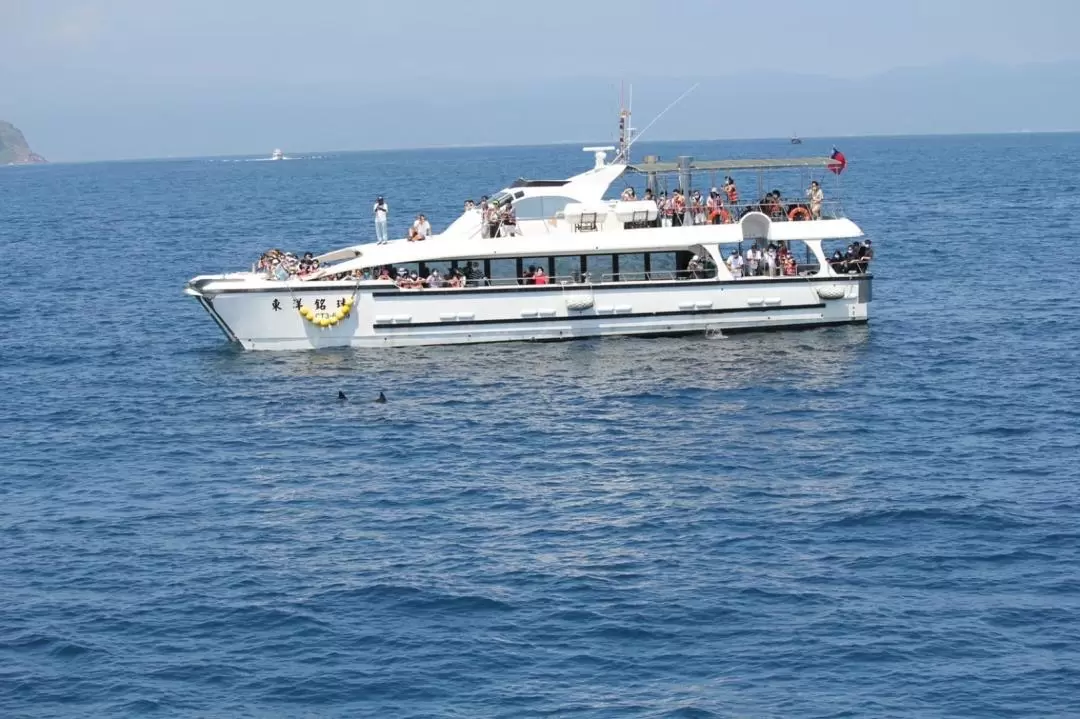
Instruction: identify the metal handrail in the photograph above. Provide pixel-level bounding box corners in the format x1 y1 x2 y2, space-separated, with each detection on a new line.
654 197 845 222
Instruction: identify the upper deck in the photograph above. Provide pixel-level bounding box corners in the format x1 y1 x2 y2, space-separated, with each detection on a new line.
305 151 856 275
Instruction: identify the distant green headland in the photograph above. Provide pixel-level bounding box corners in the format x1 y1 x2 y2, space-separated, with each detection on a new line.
0 121 47 165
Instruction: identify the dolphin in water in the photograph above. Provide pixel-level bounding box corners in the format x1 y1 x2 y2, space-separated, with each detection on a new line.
337 390 347 401
374 391 387 404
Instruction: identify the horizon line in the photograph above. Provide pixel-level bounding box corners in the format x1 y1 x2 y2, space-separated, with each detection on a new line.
15 128 1080 166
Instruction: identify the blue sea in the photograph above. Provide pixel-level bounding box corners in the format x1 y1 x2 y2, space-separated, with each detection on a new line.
2 134 1079 718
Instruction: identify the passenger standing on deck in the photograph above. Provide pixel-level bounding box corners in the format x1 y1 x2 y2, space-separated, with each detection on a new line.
373 196 389 244
765 244 778 276
485 202 500 239
644 188 660 227
722 176 739 209
747 244 762 276
706 188 719 219
691 191 705 225
659 192 672 227
672 189 687 227
499 200 518 236
729 249 745 277
807 180 824 219
479 196 490 238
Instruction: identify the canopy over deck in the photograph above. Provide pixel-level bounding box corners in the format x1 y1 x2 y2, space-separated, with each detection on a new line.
627 157 836 173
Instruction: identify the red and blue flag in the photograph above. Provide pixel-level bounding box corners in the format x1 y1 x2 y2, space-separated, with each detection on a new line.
829 147 847 175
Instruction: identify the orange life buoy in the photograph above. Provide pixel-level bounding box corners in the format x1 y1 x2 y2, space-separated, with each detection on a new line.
788 206 811 221
708 208 732 224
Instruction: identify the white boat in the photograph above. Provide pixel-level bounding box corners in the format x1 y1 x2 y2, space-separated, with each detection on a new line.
271 148 284 160
185 121 872 351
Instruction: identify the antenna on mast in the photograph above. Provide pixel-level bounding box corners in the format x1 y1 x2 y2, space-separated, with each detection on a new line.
624 82 699 157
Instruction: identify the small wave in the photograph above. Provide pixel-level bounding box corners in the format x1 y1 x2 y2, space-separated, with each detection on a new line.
118 698 164 713
661 708 719 719
48 641 95 659
586 623 677 641
971 425 1036 437
821 507 1033 530
399 592 516 613
316 584 515 613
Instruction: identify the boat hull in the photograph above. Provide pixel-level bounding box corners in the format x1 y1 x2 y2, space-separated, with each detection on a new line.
188 275 871 350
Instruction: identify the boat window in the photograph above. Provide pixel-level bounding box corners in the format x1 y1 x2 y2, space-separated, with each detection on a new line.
521 257 548 282
554 256 581 281
488 259 518 285
617 253 646 281
585 254 614 282
511 195 579 221
647 252 677 280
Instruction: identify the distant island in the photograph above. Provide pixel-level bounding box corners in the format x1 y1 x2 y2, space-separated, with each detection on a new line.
0 121 47 165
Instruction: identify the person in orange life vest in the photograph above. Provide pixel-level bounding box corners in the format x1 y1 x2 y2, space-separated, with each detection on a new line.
672 189 687 227
722 176 739 206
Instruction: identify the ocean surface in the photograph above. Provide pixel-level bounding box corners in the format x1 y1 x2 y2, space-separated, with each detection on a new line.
2 134 1079 718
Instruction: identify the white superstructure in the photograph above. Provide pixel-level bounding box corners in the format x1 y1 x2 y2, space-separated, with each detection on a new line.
271 148 284 160
186 138 872 351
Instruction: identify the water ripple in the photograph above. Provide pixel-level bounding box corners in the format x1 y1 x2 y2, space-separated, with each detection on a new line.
2 135 1079 717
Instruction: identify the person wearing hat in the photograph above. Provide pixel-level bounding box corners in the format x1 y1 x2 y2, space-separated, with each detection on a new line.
373 196 389 244
687 253 704 279
691 190 705 225
706 188 721 223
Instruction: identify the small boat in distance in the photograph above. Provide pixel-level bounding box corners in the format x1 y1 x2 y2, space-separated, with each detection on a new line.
271 148 284 160
790 133 802 145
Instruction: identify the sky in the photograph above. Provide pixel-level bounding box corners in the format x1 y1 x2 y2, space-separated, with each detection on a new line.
2 0 1079 161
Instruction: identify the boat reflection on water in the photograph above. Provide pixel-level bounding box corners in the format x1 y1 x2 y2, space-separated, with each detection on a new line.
215 324 870 393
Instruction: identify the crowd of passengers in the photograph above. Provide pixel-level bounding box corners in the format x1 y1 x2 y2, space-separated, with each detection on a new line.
256 250 327 279
619 177 827 224
830 241 874 274
363 176 826 249
719 239 873 277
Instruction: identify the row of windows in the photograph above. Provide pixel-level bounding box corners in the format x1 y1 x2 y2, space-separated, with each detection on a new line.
378 241 852 284
393 252 692 283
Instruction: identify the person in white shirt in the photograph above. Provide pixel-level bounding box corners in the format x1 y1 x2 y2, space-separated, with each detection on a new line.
807 181 824 219
409 214 431 242
729 250 745 277
746 244 762 276
373 196 389 244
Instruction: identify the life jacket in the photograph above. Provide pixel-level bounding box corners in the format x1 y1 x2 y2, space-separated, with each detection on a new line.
725 185 738 204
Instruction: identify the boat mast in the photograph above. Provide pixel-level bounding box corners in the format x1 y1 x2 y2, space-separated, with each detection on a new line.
615 82 632 164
